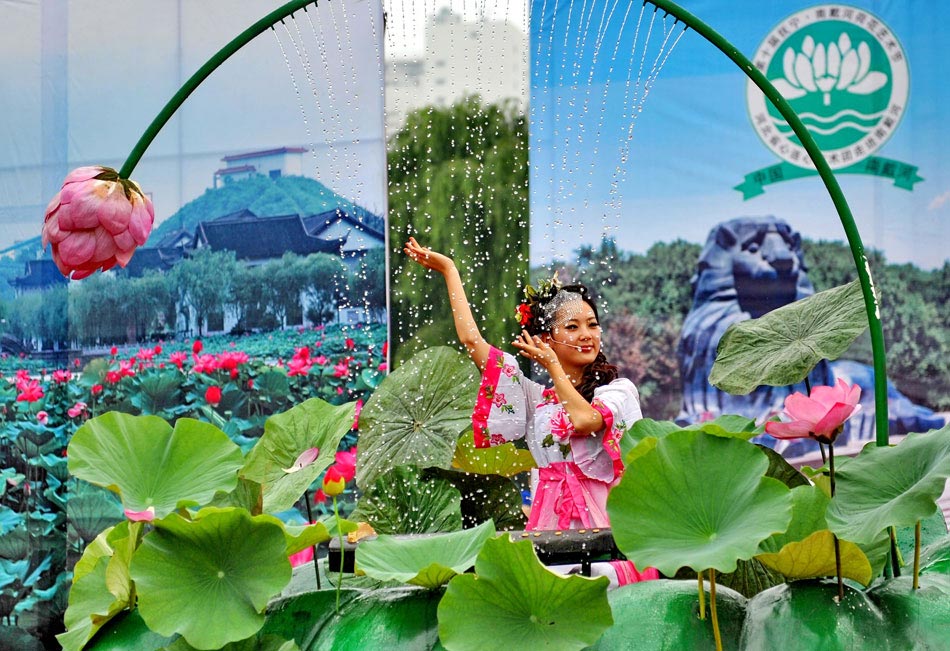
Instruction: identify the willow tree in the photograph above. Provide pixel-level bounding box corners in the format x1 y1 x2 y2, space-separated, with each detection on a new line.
388 97 529 364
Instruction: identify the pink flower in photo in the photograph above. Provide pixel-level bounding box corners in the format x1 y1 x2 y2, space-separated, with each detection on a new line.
344 338 356 350
352 399 363 430
492 392 506 408
765 379 861 444
333 361 349 378
16 380 44 403
204 385 222 407
42 166 154 279
52 369 71 384
502 364 517 377
68 402 88 418
36 411 49 426
169 351 189 369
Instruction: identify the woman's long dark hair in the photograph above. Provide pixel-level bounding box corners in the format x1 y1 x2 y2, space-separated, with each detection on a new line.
525 283 618 401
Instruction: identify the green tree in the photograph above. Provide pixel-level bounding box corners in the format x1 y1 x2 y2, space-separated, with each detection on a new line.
231 264 273 332
388 96 529 363
8 286 69 350
303 253 347 326
171 248 238 336
349 247 387 322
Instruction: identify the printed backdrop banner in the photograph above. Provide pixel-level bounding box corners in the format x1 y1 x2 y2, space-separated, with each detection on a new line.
0 0 387 312
529 0 948 456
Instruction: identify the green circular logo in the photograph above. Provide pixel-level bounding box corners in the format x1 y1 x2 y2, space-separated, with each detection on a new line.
746 5 909 169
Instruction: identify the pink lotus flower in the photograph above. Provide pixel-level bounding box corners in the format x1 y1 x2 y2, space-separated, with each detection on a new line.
16 380 44 403
52 369 71 384
68 402 88 418
765 379 861 444
332 361 349 378
36 411 49 426
42 166 154 279
125 506 156 522
334 450 357 482
169 351 189 369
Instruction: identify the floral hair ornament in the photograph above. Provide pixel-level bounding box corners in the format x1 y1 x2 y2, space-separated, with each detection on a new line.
517 272 572 330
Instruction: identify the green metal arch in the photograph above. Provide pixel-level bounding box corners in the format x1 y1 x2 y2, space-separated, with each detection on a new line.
646 0 888 446
118 0 316 179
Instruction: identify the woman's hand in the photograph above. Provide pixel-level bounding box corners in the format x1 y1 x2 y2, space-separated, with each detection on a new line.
404 237 455 275
512 330 560 371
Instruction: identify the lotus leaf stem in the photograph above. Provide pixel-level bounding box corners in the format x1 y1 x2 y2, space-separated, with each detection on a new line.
304 490 321 590
828 442 844 602
118 0 316 179
708 569 722 651
913 520 921 590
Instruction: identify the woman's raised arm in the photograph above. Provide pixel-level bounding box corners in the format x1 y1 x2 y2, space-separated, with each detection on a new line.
404 237 491 370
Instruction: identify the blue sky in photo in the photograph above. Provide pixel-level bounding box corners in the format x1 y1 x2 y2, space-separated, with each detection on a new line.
529 0 949 269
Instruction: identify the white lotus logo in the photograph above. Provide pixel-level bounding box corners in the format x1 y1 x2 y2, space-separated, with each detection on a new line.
773 34 888 105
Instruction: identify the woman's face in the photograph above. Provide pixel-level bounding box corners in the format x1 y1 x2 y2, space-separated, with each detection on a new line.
543 298 601 368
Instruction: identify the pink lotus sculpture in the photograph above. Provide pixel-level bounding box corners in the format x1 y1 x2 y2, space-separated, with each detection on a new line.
42 166 154 279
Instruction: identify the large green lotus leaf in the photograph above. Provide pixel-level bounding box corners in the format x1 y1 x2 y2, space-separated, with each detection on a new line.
82 609 176 651
589 579 747 651
608 430 792 575
357 519 496 588
438 535 612 651
827 425 950 545
357 346 480 488
262 588 443 650
351 465 463 534
756 485 876 585
57 548 127 651
868 575 950 650
66 485 125 546
684 414 759 441
452 430 535 477
130 371 183 415
104 520 141 605
742 580 891 650
162 634 301 651
759 485 829 553
279 520 332 556
242 398 356 513
918 533 950 576
709 280 867 394
758 445 810 489
130 508 291 649
757 530 872 586
68 412 244 517
620 419 680 457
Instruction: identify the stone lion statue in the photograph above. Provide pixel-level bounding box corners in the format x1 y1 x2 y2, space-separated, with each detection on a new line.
677 216 944 457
